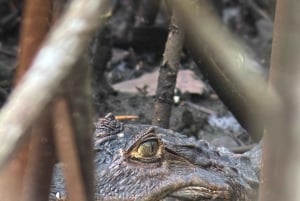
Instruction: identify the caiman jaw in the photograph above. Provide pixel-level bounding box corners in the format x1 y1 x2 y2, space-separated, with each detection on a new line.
141 174 233 201
163 186 230 200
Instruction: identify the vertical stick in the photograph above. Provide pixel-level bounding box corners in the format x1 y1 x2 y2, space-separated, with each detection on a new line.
259 0 300 200
53 98 87 201
14 0 51 83
64 56 95 201
152 8 183 128
22 109 56 201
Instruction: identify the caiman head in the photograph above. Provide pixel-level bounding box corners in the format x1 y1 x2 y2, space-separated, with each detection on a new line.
93 113 260 201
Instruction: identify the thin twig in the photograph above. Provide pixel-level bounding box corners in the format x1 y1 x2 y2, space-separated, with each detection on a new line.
115 115 139 121
0 47 16 57
180 101 216 116
246 0 273 23
229 144 255 154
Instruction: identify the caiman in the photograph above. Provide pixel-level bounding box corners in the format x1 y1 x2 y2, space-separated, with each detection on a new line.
50 113 261 201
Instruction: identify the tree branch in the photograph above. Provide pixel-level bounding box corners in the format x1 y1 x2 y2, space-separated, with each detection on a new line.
152 9 183 128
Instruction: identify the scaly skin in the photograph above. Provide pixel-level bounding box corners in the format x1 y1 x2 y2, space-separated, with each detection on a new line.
50 113 261 201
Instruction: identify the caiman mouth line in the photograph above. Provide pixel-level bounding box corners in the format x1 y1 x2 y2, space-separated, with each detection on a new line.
164 186 230 200
145 182 231 201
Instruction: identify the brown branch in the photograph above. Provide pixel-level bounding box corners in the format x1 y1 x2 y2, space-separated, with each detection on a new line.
21 1 67 200
152 9 184 128
53 98 87 201
0 0 110 170
63 56 94 201
135 0 161 26
13 0 51 84
21 108 56 201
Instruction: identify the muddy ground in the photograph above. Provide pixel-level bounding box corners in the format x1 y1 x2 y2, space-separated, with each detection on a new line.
0 0 274 150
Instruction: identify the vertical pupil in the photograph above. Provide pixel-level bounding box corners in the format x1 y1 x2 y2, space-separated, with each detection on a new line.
138 140 158 157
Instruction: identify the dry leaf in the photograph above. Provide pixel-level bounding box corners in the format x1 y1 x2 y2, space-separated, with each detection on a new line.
112 69 206 96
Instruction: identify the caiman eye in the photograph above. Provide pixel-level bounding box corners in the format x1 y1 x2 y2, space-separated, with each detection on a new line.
137 139 159 157
127 136 163 163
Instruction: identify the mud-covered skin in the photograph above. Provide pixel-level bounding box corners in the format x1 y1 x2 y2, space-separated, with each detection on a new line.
50 113 260 201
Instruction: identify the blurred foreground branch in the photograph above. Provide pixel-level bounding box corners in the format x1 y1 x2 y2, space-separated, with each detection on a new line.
0 0 53 200
172 0 277 141
259 0 300 200
0 0 110 170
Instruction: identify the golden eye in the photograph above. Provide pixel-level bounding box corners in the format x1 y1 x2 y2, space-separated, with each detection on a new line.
137 139 159 157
